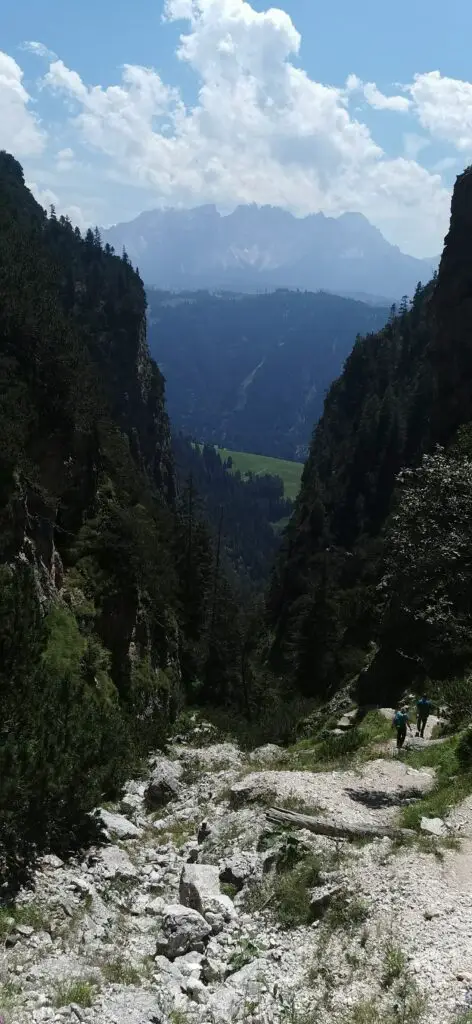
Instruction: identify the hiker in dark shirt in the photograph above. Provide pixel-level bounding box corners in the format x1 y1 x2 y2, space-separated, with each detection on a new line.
393 708 412 749
416 696 433 738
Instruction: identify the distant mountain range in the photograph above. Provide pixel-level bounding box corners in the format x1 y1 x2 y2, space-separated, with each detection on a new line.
103 204 437 302
146 289 389 461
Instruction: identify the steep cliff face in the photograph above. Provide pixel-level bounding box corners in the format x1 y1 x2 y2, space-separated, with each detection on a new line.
0 152 178 687
269 166 472 700
431 166 472 443
0 153 191 877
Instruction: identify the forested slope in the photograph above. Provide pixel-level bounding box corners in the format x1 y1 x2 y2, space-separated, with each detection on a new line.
147 289 388 460
0 153 245 881
269 166 472 705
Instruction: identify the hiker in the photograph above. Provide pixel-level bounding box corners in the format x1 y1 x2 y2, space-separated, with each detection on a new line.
416 695 433 738
393 708 412 749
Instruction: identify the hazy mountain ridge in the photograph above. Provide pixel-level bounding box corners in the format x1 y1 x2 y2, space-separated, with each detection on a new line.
146 288 389 460
103 204 437 301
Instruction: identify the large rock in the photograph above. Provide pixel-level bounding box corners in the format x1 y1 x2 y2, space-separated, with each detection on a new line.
155 904 211 960
180 863 234 928
98 809 143 840
145 757 182 809
420 816 448 837
249 744 287 765
219 852 258 891
96 845 138 880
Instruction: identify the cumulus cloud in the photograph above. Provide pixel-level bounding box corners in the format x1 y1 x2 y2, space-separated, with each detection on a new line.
0 50 45 156
409 71 472 152
9 1 472 253
345 74 410 112
39 0 452 255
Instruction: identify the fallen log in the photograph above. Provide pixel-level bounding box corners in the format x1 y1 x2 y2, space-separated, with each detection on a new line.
266 806 416 841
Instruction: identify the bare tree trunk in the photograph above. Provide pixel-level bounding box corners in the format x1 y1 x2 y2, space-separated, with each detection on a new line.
266 807 416 841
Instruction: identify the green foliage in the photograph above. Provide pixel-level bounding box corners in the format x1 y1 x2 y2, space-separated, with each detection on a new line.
400 737 472 828
381 944 407 989
228 938 261 972
321 892 369 937
380 449 472 679
101 958 142 985
272 854 323 929
175 438 295 585
0 152 228 883
52 978 97 1008
218 448 303 501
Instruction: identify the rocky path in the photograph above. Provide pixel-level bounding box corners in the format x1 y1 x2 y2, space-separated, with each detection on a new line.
2 730 472 1024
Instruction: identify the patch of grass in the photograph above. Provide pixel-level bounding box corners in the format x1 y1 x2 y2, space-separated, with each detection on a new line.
381 943 406 989
277 795 324 816
221 881 239 900
169 1011 191 1024
217 447 304 501
273 853 323 928
53 978 97 1008
102 876 138 902
101 957 141 985
280 995 320 1024
399 737 472 829
343 1000 380 1024
456 1012 472 1023
0 979 21 1012
153 818 197 848
228 938 261 972
321 891 369 939
0 900 51 938
342 977 427 1024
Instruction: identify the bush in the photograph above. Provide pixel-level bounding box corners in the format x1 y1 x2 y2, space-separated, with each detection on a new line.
273 854 323 928
457 728 472 771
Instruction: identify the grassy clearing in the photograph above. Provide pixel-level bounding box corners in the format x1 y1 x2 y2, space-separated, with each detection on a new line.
218 447 304 501
399 737 472 829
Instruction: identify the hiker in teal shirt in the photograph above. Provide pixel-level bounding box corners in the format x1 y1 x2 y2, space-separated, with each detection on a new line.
393 708 412 749
416 696 433 738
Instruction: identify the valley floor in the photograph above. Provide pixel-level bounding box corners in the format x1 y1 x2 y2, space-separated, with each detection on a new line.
2 721 472 1024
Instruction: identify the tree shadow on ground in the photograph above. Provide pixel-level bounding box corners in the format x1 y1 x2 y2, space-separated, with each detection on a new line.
346 787 425 809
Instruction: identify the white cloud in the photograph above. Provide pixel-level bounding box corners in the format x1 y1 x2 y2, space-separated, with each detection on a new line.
28 179 89 231
403 132 430 160
22 40 57 61
0 50 45 156
56 146 75 172
345 74 410 112
39 0 451 255
409 71 472 152
10 2 472 255
362 82 410 113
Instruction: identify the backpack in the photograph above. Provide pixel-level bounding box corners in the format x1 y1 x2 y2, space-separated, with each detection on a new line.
393 711 404 728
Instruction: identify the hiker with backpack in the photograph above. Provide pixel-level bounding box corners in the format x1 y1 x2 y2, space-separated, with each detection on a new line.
393 708 413 749
416 695 433 738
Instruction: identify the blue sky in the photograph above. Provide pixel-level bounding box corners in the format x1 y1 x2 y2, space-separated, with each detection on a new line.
2 0 472 255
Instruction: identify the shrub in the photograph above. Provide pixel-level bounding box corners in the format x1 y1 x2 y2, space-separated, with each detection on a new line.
53 978 97 1008
381 944 406 988
273 854 323 928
